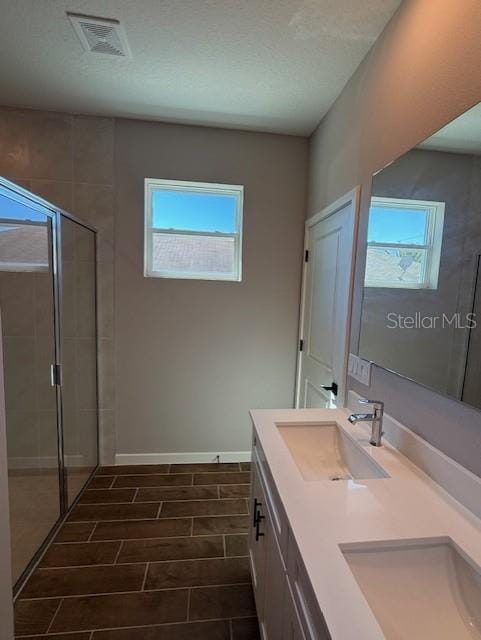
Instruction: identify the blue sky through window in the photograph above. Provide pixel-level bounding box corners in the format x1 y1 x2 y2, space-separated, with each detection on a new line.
152 190 237 233
0 193 48 224
368 205 428 245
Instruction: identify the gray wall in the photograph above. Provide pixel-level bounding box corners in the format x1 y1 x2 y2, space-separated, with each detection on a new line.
115 119 308 456
308 0 481 477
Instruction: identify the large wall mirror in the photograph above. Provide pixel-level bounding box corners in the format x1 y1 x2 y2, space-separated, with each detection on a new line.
359 102 481 411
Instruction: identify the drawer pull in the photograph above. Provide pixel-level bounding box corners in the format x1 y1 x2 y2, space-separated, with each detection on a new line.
255 515 265 541
253 498 262 526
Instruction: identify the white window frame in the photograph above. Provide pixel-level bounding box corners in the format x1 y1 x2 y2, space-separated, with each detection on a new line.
144 178 244 281
365 196 445 289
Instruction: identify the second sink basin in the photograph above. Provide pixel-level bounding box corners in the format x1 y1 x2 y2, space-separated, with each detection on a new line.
276 422 388 481
341 537 481 639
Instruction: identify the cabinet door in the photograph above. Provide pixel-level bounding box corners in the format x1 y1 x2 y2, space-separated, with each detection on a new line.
288 536 332 640
249 463 268 619
283 582 307 640
263 508 286 640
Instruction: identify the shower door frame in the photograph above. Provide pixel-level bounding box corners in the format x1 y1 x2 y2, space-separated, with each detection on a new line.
0 177 100 595
56 209 101 512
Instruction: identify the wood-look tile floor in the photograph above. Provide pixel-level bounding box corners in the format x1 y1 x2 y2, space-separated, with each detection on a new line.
15 462 260 640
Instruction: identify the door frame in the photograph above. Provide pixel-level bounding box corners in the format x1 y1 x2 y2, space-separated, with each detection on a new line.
295 186 361 408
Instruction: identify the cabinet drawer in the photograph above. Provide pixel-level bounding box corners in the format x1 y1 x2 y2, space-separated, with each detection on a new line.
287 535 331 640
252 428 289 559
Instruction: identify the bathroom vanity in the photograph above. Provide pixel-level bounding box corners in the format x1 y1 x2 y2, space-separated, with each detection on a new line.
248 407 481 640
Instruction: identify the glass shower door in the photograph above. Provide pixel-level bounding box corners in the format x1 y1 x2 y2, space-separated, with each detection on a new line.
0 188 61 584
60 215 99 506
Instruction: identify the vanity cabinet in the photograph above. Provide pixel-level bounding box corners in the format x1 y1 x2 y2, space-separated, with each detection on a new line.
249 431 331 640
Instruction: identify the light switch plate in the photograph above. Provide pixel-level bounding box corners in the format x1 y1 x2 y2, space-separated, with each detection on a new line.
348 353 371 386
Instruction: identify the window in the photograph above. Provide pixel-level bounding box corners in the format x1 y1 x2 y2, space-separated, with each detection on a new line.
144 179 243 281
364 197 445 289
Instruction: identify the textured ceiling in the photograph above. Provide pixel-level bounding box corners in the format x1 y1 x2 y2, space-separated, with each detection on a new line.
0 0 401 135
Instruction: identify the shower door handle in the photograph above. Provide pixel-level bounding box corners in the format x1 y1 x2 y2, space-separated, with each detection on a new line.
50 364 62 387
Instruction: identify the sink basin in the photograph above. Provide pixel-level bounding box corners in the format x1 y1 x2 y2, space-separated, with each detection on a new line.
342 538 481 639
276 422 388 481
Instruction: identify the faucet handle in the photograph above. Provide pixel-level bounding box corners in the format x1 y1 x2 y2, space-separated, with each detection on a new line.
359 398 384 408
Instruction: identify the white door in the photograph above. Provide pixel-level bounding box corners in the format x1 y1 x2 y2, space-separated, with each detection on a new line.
296 189 359 408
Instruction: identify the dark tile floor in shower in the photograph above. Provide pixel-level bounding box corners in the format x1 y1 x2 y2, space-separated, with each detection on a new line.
14 462 260 640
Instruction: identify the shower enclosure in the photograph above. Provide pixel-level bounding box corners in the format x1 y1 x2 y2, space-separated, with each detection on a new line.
0 178 99 591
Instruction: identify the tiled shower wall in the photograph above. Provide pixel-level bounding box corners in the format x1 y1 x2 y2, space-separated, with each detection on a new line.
0 107 116 464
0 269 58 467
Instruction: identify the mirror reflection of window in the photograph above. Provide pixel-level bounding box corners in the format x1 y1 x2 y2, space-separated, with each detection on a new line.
0 222 49 272
364 197 445 290
0 197 50 272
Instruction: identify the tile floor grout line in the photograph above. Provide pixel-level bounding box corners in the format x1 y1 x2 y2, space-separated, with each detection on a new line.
186 587 191 622
141 562 150 591
51 534 199 546
229 617 234 640
222 534 227 558
107 471 194 476
15 614 259 637
156 502 163 518
31 550 248 573
50 532 249 548
45 597 64 634
78 501 153 506
18 583 238 602
89 496 249 502
77 496 250 506
25 553 241 576
25 560 154 574
67 512 249 524
113 540 123 565
51 532 234 547
100 467 245 472
99 482 249 490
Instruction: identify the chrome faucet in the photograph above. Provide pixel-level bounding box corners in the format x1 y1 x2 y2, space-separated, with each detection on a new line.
348 398 384 447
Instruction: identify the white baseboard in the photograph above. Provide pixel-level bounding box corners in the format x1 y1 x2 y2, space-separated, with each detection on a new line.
115 451 252 465
347 390 481 520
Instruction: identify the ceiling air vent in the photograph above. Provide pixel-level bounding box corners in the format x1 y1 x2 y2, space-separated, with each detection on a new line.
67 12 131 58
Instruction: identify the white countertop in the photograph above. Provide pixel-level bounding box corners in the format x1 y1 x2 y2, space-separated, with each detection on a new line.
250 407 481 640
